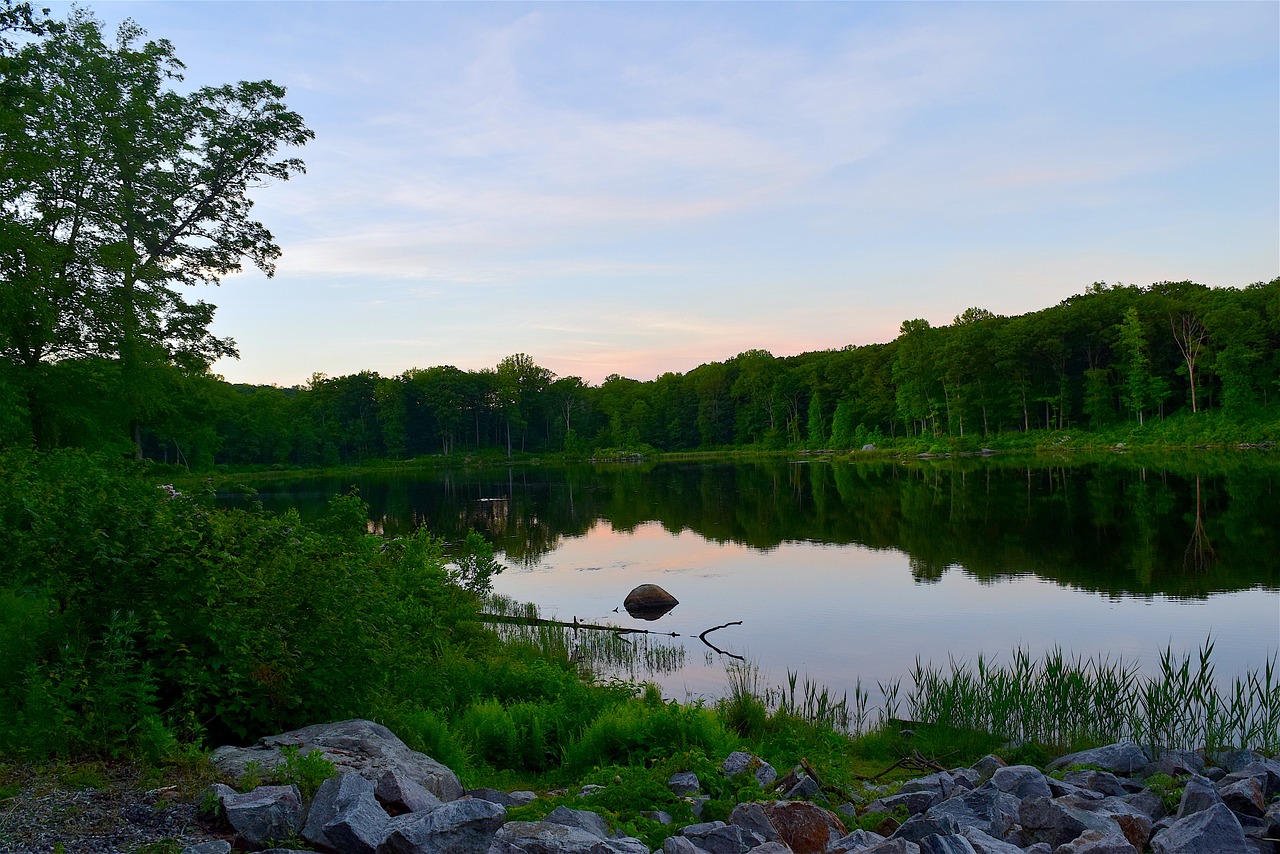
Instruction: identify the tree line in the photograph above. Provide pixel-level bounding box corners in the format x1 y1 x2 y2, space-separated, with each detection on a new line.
3 277 1275 467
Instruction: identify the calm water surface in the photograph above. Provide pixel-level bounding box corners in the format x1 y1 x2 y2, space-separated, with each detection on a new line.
224 454 1280 704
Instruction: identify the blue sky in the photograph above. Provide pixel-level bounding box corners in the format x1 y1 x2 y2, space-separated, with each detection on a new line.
66 2 1279 386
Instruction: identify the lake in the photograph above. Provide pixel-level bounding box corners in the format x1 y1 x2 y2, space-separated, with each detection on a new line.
221 453 1280 708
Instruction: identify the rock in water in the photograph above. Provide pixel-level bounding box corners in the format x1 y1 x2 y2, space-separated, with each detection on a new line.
623 584 678 620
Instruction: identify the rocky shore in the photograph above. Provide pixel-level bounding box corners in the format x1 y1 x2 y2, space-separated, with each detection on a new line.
2 719 1277 854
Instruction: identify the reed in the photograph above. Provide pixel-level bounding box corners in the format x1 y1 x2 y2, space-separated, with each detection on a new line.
904 640 1279 753
482 594 686 680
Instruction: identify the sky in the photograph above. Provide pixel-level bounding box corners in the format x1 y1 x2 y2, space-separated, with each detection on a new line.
55 1 1280 387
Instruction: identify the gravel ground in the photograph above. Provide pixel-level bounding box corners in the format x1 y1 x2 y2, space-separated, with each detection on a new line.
0 763 231 854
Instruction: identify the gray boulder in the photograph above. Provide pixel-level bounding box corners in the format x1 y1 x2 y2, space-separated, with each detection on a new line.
1060 771 1126 798
957 828 1025 854
468 787 535 809
971 756 1006 782
194 783 237 829
210 719 464 801
916 786 1020 841
1151 801 1253 853
728 803 780 844
224 784 304 848
1047 743 1150 776
324 788 390 854
1049 830 1138 853
304 772 378 849
623 584 679 619
1218 775 1266 817
544 805 612 839
380 769 444 814
747 844 792 854
1140 750 1204 779
669 771 702 796
916 836 977 854
858 841 920 853
723 751 778 789
869 791 940 818
899 773 955 801
180 843 232 854
1017 795 1117 849
1204 749 1264 774
492 821 649 854
828 829 887 852
990 765 1051 800
683 822 762 854
381 797 506 854
663 838 705 854
1176 775 1224 818
1222 758 1280 799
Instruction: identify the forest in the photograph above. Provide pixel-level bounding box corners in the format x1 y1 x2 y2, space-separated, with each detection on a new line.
4 277 1277 466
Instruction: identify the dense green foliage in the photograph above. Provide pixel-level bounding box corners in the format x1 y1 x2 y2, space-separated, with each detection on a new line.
3 279 1276 464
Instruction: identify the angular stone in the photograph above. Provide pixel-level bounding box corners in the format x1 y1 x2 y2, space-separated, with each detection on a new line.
1018 795 1116 849
1140 750 1204 779
746 844 792 854
723 751 778 789
210 719 464 801
1050 829 1138 853
958 828 1025 854
828 829 887 852
858 841 920 854
755 801 847 854
1061 770 1127 797
1088 796 1154 849
783 774 822 801
194 783 236 830
305 772 377 849
871 790 940 817
917 785 1020 841
1177 775 1224 818
224 784 303 848
324 788 390 854
1047 743 1151 777
683 822 761 854
181 843 232 854
971 755 1006 782
729 803 780 844
916 835 977 854
891 813 961 845
578 784 606 798
380 796 505 854
1218 776 1265 818
670 771 702 796
468 787 527 808
1204 749 1264 774
1264 801 1280 838
1046 777 1105 801
491 821 649 854
1150 801 1253 854
991 765 1051 800
646 810 674 825
1222 759 1280 799
663 838 706 854
1119 790 1165 823
380 769 443 815
900 773 955 801
948 768 980 791
545 805 611 839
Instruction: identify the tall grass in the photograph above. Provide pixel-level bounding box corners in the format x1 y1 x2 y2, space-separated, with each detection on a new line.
905 640 1280 753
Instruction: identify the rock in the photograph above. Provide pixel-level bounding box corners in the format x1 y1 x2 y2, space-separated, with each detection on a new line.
729 803 780 844
723 751 778 789
1176 775 1224 818
544 805 612 839
181 843 232 854
917 836 977 854
646 810 674 825
869 790 940 817
1140 750 1204 779
323 788 390 854
578 784 606 798
948 769 980 791
381 769 444 815
991 765 1051 800
623 584 678 619
1264 801 1280 838
1204 749 1264 774
1222 759 1280 799
915 786 1020 841
1150 801 1253 853
663 838 705 854
1118 790 1165 823
900 773 956 801
194 783 236 830
971 756 1006 782
210 719 464 801
892 813 962 844
755 801 847 854
1219 776 1266 818
1060 771 1126 798
224 784 304 848
958 828 1025 854
468 787 533 809
1018 795 1117 849
380 797 506 854
1088 796 1154 849
492 821 649 854
858 841 920 854
304 772 378 849
782 774 821 801
747 844 793 854
683 822 762 854
1047 743 1151 777
862 444 877 451
1049 829 1138 853
1046 778 1104 801
669 771 702 796
828 829 887 852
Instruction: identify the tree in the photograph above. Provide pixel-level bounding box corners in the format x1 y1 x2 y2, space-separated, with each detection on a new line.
494 354 553 456
0 10 312 453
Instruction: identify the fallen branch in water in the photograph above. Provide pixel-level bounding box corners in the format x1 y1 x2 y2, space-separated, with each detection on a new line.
698 620 745 661
478 612 680 637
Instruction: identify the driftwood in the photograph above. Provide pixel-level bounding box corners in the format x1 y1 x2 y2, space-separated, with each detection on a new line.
866 749 949 781
698 620 745 661
478 612 680 637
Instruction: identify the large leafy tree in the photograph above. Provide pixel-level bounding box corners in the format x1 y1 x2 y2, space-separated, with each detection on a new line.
0 9 311 451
